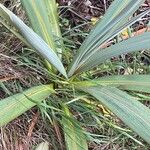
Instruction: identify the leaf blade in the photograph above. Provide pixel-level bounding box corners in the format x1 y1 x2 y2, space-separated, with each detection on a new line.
68 0 146 76
74 75 150 93
21 0 64 57
62 105 88 150
81 86 150 143
0 85 54 127
76 32 150 74
0 4 67 78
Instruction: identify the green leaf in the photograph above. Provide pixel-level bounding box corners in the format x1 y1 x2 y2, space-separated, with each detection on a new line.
0 4 67 78
21 0 64 58
79 0 146 60
68 0 147 76
74 32 150 74
0 17 31 47
81 86 150 143
62 105 88 150
74 75 150 93
0 85 54 127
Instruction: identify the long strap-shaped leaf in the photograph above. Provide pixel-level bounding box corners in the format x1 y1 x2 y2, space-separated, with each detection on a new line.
62 105 88 150
81 86 150 143
74 75 150 93
0 17 31 47
21 0 64 58
79 0 147 61
0 85 54 127
68 0 145 76
80 9 150 64
74 32 150 75
0 4 67 78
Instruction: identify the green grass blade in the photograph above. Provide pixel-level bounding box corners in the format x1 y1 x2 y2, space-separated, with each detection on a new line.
68 0 145 76
81 86 150 143
0 4 67 78
75 32 150 74
0 85 54 127
74 75 150 93
21 0 64 58
62 105 88 150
